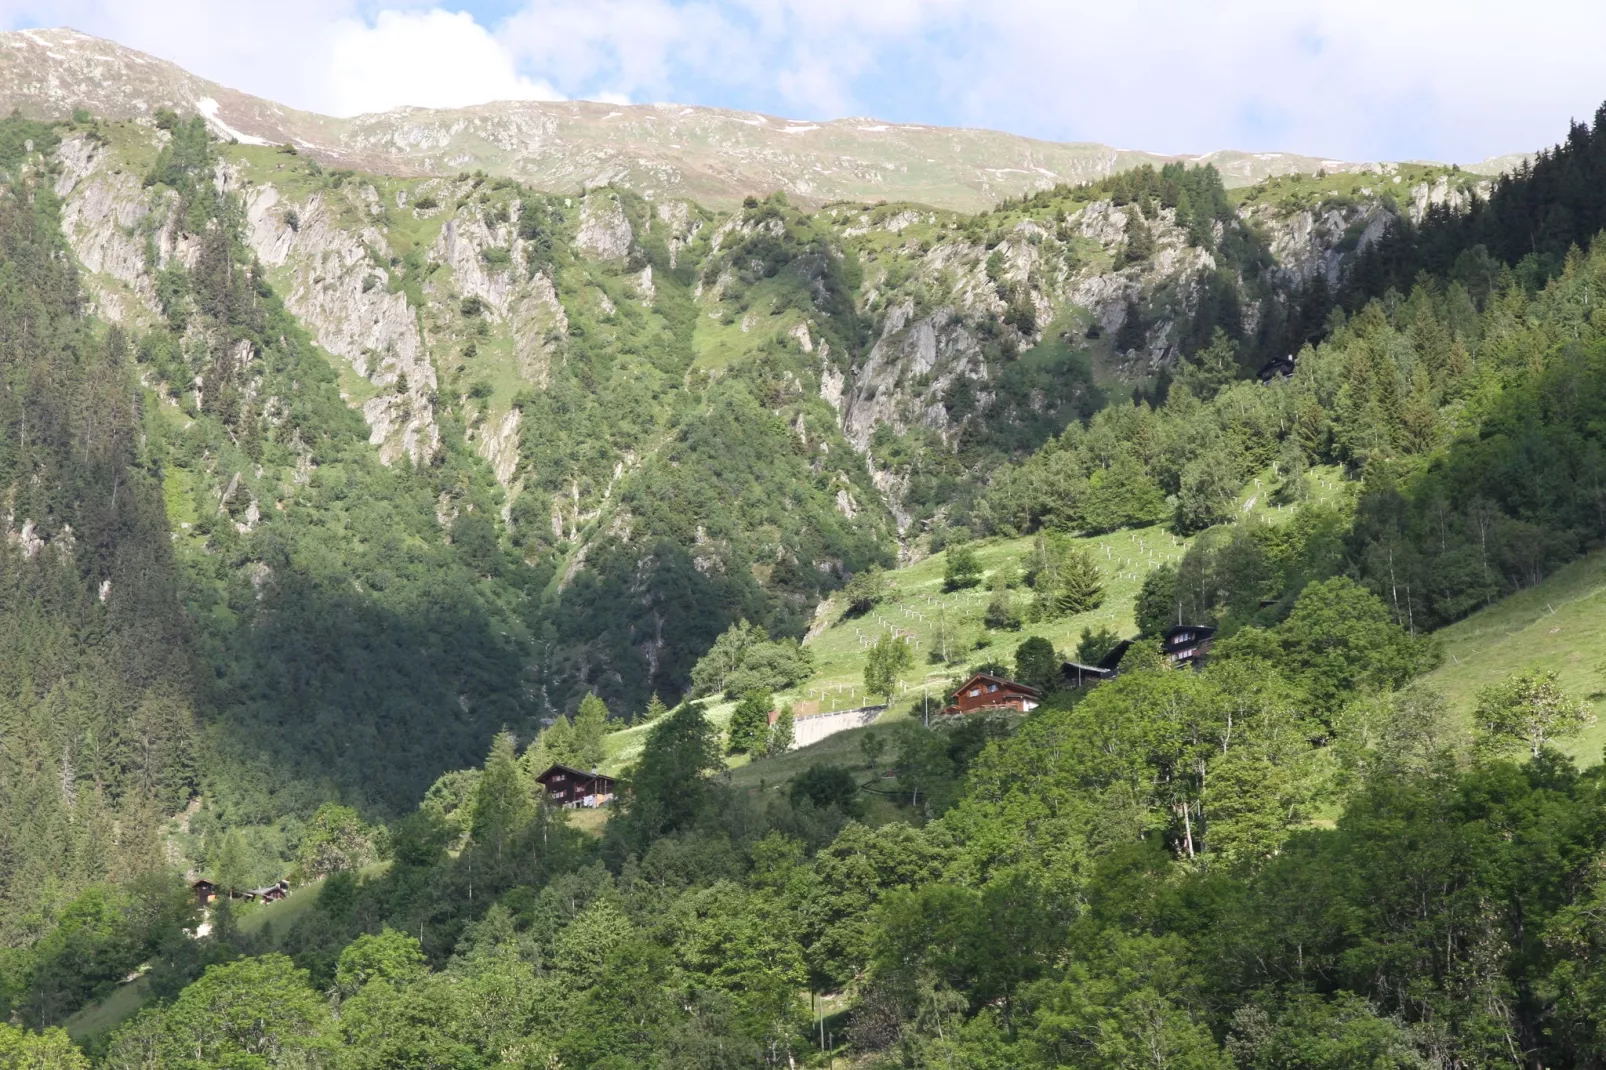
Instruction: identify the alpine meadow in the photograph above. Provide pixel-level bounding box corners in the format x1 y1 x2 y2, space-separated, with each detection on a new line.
8 23 1606 1070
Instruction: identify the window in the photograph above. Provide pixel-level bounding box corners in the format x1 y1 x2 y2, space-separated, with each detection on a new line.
988 684 998 692
969 689 981 697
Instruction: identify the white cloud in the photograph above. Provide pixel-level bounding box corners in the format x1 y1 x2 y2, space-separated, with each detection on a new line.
1 0 1604 162
323 9 560 115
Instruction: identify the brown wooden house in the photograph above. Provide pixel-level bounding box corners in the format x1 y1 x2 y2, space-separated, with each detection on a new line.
944 673 1041 715
535 764 617 808
191 878 219 908
1162 624 1216 668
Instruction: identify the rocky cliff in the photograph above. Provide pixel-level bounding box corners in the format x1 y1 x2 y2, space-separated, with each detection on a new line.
50 117 1485 556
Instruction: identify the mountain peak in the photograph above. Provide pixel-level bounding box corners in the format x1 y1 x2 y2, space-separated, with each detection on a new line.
0 28 1513 210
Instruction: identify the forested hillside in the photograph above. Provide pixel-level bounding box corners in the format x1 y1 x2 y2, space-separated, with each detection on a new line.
10 94 1606 1068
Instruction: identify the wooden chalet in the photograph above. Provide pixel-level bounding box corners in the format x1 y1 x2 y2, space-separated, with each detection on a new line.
535 764 617 808
1162 624 1216 668
1061 637 1134 689
944 673 1041 715
245 880 290 904
191 876 289 906
1257 354 1297 383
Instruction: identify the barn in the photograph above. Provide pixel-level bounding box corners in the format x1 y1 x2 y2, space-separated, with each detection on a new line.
535 764 617 808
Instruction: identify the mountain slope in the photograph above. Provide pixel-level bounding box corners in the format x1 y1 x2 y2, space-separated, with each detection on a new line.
0 27 1474 211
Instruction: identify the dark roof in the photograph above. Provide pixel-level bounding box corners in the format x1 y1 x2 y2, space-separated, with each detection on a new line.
1094 638 1134 671
1061 661 1116 680
956 672 1041 697
534 763 615 785
1161 624 1217 652
1257 354 1297 381
191 878 217 888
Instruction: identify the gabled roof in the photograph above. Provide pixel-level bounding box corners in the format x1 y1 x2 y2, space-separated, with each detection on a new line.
534 763 614 784
1094 638 1134 671
955 672 1041 697
1062 661 1115 679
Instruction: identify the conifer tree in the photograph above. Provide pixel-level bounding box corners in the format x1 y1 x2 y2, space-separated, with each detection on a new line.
470 731 530 859
542 716 575 767
572 694 610 770
1053 547 1106 616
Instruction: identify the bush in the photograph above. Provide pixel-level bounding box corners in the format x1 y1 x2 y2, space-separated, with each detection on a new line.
788 764 864 816
413 195 440 211
843 566 891 617
944 542 983 591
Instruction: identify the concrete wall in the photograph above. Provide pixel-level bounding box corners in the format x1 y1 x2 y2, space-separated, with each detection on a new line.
790 705 887 750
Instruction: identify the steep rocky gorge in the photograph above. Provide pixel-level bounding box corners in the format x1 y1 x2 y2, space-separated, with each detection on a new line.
50 118 1483 568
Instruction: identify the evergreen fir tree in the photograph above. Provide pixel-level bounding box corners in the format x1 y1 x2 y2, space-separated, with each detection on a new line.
541 716 575 767
470 732 529 860
1052 548 1106 617
572 694 610 770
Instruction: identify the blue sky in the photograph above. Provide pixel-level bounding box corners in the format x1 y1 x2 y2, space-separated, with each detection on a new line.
6 0 1606 164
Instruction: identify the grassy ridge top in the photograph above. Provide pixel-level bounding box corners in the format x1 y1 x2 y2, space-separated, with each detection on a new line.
1424 549 1606 763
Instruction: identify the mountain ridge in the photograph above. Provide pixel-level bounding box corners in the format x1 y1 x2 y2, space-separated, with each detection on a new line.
0 27 1517 211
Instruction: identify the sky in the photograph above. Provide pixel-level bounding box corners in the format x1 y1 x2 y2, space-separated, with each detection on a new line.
4 0 1604 163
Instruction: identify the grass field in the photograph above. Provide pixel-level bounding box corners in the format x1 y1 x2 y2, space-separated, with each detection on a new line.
1423 548 1606 764
795 466 1347 713
63 976 151 1043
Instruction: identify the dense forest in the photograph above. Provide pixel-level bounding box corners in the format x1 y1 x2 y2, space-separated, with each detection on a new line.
8 95 1606 1067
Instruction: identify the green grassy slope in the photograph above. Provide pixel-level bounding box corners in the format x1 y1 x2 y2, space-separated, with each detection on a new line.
799 525 1188 710
1423 549 1606 763
591 467 1347 784
797 466 1348 712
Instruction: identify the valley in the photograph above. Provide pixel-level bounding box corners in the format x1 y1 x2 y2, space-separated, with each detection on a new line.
4 31 1606 1067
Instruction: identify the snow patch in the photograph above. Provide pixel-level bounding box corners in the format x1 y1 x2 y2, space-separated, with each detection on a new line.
195 97 271 146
